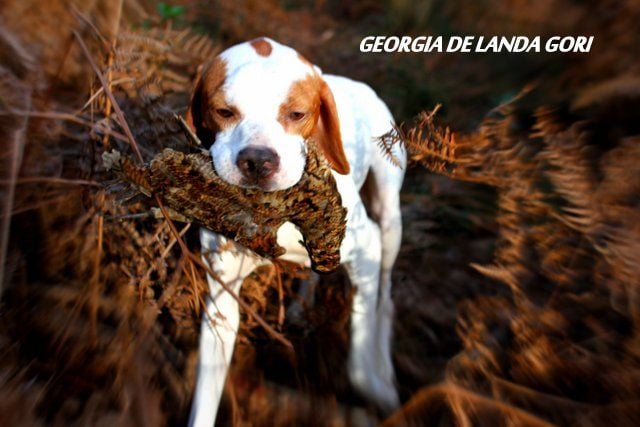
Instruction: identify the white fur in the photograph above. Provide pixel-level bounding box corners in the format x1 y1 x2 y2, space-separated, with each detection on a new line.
190 38 406 427
210 41 312 191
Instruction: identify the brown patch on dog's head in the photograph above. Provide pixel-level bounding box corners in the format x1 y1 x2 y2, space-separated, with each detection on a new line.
186 58 241 149
250 38 273 57
278 74 350 175
278 74 320 139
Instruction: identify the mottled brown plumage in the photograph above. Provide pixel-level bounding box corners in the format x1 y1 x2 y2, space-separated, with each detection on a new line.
105 141 347 273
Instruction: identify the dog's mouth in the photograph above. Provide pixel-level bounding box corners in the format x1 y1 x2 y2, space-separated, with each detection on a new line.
239 177 278 192
235 161 306 192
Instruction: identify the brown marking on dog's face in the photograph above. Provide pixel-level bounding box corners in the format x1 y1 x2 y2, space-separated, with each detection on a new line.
186 57 241 147
278 74 350 175
250 38 273 57
278 74 321 139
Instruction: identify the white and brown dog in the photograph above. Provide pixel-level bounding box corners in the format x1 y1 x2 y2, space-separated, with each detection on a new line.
187 37 405 426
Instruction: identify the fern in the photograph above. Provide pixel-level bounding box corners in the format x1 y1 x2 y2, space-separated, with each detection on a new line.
378 104 457 173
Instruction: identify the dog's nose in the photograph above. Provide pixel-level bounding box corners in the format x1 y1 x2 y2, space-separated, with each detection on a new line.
236 147 280 181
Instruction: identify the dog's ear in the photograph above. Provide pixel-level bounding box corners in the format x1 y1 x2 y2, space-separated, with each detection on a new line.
185 62 220 149
315 80 350 175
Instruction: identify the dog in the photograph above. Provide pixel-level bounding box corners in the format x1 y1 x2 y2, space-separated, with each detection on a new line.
187 37 406 426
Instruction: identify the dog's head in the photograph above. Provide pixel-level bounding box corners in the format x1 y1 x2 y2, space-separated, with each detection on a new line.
186 37 350 192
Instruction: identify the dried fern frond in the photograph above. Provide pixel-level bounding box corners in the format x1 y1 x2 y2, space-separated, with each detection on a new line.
108 28 220 96
376 127 404 168
82 27 222 163
540 123 598 234
378 104 456 174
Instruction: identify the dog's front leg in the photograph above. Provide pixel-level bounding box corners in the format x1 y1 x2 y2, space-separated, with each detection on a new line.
340 194 401 414
190 229 267 427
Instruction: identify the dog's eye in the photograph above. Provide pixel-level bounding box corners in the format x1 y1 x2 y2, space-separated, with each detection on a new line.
289 111 306 121
216 108 235 118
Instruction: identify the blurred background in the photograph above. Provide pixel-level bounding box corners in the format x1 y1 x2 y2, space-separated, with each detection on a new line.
1 0 639 425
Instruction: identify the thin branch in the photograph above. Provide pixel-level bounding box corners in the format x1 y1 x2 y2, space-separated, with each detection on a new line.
0 109 129 142
0 98 30 298
383 382 555 427
104 212 155 221
0 177 101 187
73 30 144 162
0 195 67 219
70 5 112 52
79 77 135 113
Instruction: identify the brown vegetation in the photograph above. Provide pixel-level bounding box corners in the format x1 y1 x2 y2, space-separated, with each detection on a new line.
1 0 639 426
